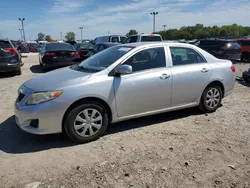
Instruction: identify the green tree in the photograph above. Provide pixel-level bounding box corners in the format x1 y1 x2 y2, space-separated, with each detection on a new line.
45 35 53 42
65 32 76 41
37 32 45 41
126 29 138 37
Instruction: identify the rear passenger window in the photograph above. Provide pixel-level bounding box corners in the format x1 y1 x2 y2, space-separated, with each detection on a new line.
170 47 206 66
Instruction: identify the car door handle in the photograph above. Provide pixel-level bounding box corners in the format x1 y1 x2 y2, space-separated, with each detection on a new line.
201 68 209 73
159 73 170 79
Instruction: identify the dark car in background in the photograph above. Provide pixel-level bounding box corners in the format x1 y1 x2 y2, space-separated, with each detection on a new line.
87 42 119 57
93 35 126 45
39 42 80 71
73 42 94 61
237 39 250 62
194 39 241 62
0 38 22 75
17 43 29 53
123 34 163 43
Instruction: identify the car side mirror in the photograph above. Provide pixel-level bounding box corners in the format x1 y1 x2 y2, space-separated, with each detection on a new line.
116 65 132 75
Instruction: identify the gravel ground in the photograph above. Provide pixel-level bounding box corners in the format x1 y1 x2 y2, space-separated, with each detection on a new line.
0 56 249 188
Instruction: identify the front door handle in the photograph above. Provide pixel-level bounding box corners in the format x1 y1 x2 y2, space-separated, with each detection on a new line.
201 68 209 73
159 73 170 79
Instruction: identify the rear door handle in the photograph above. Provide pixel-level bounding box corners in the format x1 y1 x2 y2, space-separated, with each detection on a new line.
159 73 170 79
201 68 209 73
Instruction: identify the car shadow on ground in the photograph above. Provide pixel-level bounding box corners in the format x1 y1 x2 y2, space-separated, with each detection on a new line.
30 65 45 74
0 108 200 154
0 72 16 78
236 76 250 87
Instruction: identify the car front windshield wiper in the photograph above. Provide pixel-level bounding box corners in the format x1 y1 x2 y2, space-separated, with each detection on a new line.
72 65 100 73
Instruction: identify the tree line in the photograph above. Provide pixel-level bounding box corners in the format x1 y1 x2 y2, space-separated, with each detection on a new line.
37 24 250 42
37 32 76 41
154 24 250 40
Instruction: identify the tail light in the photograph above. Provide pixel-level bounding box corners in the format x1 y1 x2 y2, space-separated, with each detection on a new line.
70 52 79 56
3 48 16 55
46 52 56 56
231 65 236 72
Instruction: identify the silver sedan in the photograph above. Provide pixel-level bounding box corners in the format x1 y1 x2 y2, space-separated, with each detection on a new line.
15 42 236 143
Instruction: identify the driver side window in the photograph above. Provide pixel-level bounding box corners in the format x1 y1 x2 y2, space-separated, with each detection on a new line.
123 47 166 72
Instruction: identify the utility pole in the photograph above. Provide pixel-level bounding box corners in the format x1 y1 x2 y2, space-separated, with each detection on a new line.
60 32 63 40
162 24 167 31
18 28 23 40
18 18 25 41
150 12 158 33
108 31 110 36
79 27 83 42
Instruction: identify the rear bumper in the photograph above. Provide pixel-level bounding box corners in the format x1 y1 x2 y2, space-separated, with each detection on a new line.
0 62 20 72
219 53 241 61
43 60 78 68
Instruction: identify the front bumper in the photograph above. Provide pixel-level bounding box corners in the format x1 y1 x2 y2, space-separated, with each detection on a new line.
14 87 67 135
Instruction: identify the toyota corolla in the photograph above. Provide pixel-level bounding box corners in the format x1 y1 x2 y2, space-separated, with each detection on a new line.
15 42 235 143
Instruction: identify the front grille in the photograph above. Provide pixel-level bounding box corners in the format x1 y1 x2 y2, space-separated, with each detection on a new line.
18 92 25 101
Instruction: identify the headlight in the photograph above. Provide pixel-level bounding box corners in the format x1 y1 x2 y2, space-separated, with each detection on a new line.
26 91 63 105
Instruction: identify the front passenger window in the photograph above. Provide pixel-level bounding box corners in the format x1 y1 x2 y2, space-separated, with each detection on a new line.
123 47 166 72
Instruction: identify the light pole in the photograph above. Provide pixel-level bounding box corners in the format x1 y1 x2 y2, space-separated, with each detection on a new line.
163 24 167 31
18 28 23 40
79 27 83 42
18 18 25 41
60 32 63 40
150 12 158 33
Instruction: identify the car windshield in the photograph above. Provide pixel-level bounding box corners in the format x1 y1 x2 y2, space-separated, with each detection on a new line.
141 36 162 42
78 43 94 50
0 41 11 48
77 45 133 71
46 43 74 50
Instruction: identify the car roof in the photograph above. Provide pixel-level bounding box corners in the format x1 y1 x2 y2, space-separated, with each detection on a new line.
96 35 126 38
119 42 195 48
128 34 162 37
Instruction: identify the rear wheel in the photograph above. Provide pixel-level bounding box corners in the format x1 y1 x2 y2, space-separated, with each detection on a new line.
241 52 249 62
64 101 109 143
15 68 22 75
199 85 222 113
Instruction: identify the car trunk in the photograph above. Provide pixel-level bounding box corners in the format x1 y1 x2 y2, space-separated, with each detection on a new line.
45 50 79 63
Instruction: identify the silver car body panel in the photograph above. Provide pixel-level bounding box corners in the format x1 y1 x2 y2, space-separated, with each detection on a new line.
15 42 235 134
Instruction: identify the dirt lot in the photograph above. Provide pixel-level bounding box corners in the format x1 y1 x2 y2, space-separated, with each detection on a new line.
0 55 249 188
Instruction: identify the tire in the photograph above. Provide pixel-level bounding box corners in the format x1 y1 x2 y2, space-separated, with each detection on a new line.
199 85 222 113
15 68 22 75
64 101 109 143
241 52 249 62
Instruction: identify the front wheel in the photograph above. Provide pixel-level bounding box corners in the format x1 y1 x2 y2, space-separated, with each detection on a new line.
199 85 222 113
64 101 109 143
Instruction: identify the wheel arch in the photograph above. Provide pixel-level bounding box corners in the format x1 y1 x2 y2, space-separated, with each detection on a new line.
204 80 225 98
62 97 113 132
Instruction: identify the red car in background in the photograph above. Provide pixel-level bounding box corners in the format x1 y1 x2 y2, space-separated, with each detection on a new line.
237 39 250 62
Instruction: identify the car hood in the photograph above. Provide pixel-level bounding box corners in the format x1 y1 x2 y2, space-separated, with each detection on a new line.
24 67 92 91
